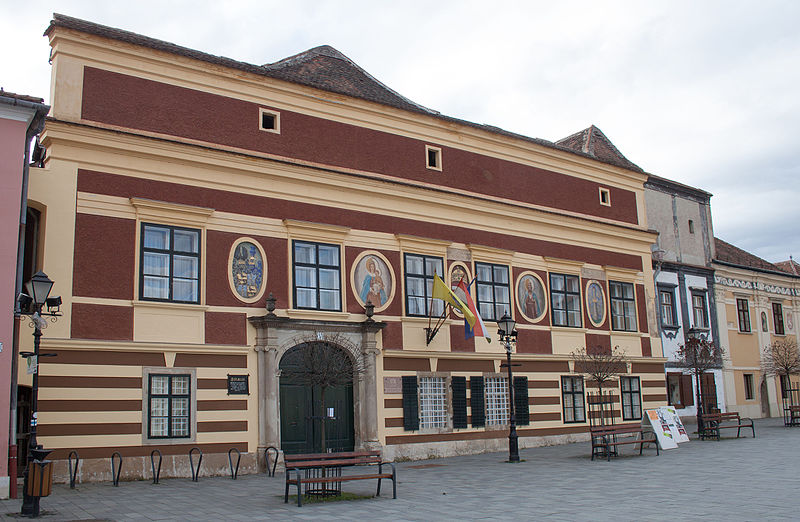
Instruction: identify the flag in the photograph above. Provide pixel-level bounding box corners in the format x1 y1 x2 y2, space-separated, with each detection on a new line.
456 279 491 342
431 274 476 325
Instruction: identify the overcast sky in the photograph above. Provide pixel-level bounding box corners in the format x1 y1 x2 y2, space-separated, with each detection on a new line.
2 1 798 264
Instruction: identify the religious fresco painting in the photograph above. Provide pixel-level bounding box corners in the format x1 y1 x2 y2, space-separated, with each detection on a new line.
450 263 471 305
353 253 393 310
517 273 546 321
230 240 265 301
586 280 606 326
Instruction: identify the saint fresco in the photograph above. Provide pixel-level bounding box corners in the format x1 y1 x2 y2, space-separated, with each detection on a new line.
517 274 545 320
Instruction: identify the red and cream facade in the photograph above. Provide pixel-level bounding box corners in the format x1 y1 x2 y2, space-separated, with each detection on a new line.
26 15 667 481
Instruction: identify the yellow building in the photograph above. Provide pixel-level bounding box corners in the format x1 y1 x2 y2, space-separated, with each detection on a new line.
713 238 800 419
22 14 668 481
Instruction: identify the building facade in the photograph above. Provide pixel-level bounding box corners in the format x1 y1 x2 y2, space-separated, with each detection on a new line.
644 175 725 420
1 90 49 499
713 238 800 419
27 14 668 482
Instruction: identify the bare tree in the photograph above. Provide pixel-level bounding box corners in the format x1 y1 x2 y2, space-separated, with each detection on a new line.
280 334 365 452
571 345 627 425
674 335 724 431
762 338 800 401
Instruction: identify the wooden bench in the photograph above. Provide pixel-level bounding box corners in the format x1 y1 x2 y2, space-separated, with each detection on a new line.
284 450 396 507
700 412 755 440
590 424 659 461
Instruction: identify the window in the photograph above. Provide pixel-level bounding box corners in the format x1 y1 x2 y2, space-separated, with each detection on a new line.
140 224 200 303
736 298 751 333
418 376 448 429
667 372 693 409
761 311 769 332
743 374 754 400
404 254 443 316
599 187 611 206
148 374 191 439
293 241 341 311
425 145 442 171
475 262 511 321
485 376 509 426
561 376 585 423
620 377 642 420
688 220 695 234
258 108 280 133
773 303 785 335
550 273 581 327
610 281 637 331
659 287 678 327
691 291 709 329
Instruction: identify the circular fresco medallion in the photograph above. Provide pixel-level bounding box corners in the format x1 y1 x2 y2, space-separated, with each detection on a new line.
516 271 547 322
229 239 266 303
449 262 471 316
585 280 606 327
351 251 394 312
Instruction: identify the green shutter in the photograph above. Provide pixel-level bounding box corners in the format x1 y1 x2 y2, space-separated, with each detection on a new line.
470 376 485 427
452 376 467 429
514 376 529 425
402 376 419 431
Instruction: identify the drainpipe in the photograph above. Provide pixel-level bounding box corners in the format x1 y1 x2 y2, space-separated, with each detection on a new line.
6 95 48 499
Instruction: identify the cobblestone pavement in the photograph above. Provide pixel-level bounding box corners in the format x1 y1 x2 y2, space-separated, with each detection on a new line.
2 417 798 521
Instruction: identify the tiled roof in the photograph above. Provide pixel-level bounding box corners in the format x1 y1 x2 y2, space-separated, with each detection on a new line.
45 14 647 175
714 237 782 272
775 258 800 276
0 89 45 104
556 125 643 173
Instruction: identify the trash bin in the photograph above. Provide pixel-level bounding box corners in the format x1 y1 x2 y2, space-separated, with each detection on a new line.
27 460 54 497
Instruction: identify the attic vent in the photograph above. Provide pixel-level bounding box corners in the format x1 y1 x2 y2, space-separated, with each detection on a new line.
259 108 280 134
426 145 442 171
599 187 611 206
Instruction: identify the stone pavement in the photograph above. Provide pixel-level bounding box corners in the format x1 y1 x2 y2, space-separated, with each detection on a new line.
2 417 799 521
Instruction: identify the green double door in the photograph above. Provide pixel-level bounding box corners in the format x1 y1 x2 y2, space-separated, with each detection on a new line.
279 381 354 455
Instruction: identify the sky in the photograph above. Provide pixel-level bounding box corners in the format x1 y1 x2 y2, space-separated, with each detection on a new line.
2 1 798 263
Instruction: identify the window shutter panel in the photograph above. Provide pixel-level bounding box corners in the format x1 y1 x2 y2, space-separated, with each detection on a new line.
451 376 467 429
402 376 419 431
514 376 529 425
680 375 694 407
470 376 485 427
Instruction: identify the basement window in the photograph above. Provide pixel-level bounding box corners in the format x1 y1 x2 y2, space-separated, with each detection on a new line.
426 145 442 171
259 108 280 134
599 187 611 206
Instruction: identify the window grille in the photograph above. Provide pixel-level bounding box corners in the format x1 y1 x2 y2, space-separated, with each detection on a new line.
485 376 509 425
419 377 448 429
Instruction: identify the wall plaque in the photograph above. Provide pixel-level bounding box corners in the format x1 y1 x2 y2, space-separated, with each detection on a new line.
227 374 249 395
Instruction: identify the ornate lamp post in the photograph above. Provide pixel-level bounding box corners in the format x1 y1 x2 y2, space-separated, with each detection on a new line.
497 313 520 463
17 271 61 517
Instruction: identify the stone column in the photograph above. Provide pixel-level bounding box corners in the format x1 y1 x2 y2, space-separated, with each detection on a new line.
264 333 280 449
361 328 381 451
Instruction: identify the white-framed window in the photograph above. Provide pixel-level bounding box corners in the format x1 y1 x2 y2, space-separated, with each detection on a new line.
425 145 442 171
259 107 280 134
599 187 611 206
418 376 448 429
485 376 509 426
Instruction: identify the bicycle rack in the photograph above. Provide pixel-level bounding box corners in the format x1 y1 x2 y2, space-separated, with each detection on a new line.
228 448 241 480
68 450 79 489
189 447 203 482
111 451 122 486
150 449 163 484
264 446 279 477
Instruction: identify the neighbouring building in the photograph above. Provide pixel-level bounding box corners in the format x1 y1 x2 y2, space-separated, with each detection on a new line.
644 175 725 420
27 14 668 482
1 90 49 499
713 238 800 419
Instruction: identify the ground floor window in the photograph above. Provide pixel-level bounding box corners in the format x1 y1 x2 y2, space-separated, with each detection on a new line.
148 373 191 438
620 376 642 420
743 374 754 400
418 376 448 429
561 376 585 423
667 372 694 409
485 376 509 425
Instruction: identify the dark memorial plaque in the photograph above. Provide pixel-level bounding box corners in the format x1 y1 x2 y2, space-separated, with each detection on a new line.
227 374 249 395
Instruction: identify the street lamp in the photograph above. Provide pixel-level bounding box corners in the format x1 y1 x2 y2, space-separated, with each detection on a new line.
497 313 520 463
17 271 60 518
